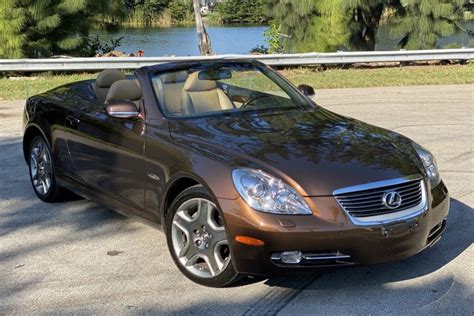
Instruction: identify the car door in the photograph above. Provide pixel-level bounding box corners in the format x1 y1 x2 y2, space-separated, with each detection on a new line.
65 98 146 215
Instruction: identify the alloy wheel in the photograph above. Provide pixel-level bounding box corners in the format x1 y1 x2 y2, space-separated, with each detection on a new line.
30 138 53 196
171 198 231 278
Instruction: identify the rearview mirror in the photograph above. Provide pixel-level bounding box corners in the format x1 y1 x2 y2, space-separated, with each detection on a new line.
198 69 232 80
105 100 140 119
297 84 315 98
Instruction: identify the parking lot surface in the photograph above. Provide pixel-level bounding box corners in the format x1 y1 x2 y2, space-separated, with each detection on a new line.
0 84 473 314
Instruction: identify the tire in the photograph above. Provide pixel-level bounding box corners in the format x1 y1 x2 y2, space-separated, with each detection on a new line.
27 136 66 202
165 185 240 287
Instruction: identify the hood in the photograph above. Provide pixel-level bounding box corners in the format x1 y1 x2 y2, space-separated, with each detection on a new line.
169 108 423 196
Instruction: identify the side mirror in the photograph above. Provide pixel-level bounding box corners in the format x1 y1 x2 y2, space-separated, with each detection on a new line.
297 84 315 98
105 100 140 119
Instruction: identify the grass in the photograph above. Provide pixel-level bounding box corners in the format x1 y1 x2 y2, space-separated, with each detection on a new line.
280 63 474 89
0 64 473 101
0 73 96 100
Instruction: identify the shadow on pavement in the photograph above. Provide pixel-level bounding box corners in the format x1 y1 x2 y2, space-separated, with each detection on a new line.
137 198 472 315
1 136 472 314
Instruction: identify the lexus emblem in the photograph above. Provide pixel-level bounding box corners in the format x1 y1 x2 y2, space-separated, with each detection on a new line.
383 191 402 209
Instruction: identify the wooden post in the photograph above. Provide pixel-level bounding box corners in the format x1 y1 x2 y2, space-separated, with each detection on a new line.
193 0 212 55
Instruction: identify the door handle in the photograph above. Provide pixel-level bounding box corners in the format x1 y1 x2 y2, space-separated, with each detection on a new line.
66 115 80 128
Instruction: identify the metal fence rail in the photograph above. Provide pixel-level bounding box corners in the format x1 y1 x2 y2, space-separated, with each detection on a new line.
1 48 473 72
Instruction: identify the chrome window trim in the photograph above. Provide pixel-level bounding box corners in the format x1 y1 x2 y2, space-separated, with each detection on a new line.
333 175 428 226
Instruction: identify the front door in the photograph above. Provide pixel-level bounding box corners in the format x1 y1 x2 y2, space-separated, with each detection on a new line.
65 100 147 216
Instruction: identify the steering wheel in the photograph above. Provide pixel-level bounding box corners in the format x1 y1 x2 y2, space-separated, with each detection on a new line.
240 95 271 109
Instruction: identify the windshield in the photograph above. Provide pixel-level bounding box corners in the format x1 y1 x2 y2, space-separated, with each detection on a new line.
150 63 312 118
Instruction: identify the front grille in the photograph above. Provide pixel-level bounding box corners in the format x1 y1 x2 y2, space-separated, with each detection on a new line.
335 178 424 218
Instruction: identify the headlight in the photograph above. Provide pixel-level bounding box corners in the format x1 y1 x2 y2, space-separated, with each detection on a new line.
413 143 441 188
232 168 312 215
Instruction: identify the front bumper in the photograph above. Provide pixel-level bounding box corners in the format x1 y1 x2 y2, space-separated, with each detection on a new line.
218 180 449 276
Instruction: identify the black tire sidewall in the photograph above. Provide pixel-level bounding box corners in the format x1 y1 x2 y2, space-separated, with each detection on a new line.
165 185 240 287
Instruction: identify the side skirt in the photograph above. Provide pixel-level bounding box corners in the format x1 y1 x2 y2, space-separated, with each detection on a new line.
57 175 163 232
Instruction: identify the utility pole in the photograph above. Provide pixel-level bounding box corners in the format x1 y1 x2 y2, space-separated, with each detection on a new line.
193 0 213 55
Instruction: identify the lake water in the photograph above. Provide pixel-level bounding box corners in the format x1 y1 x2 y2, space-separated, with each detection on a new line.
93 26 267 56
93 22 473 56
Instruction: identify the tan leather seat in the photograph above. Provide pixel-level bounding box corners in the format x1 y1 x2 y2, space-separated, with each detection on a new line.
92 69 126 103
181 72 234 115
105 80 142 108
154 71 188 115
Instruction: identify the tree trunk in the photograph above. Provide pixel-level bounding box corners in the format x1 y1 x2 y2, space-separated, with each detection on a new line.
350 4 385 51
193 0 212 55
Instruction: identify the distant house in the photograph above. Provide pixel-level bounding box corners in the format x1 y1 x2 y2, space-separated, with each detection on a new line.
467 0 474 10
200 5 209 14
200 0 227 12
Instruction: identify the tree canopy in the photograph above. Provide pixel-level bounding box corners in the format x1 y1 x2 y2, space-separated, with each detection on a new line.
263 0 349 53
0 0 471 58
390 0 465 49
216 0 266 24
0 0 125 58
264 0 469 52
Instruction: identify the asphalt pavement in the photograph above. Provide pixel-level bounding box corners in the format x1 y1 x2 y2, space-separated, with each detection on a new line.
0 84 472 314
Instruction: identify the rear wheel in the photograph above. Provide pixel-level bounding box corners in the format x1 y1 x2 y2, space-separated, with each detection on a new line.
166 185 240 287
28 136 65 202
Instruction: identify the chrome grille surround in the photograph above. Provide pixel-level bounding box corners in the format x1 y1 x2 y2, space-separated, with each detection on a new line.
334 175 428 226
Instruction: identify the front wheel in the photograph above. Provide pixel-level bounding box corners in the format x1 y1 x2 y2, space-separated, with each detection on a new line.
166 185 240 287
28 136 65 202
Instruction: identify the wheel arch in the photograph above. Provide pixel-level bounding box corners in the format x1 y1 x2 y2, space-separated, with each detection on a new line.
23 124 49 163
160 172 219 225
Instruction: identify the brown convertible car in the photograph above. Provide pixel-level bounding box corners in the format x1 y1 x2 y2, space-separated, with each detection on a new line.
23 60 449 287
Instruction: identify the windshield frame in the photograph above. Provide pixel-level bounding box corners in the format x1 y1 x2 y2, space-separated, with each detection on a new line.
148 61 315 120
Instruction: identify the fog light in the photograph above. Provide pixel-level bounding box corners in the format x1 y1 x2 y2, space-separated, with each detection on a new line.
281 251 302 264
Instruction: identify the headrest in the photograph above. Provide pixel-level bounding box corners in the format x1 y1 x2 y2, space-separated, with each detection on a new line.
161 71 188 84
106 80 142 102
96 69 126 88
183 72 217 92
